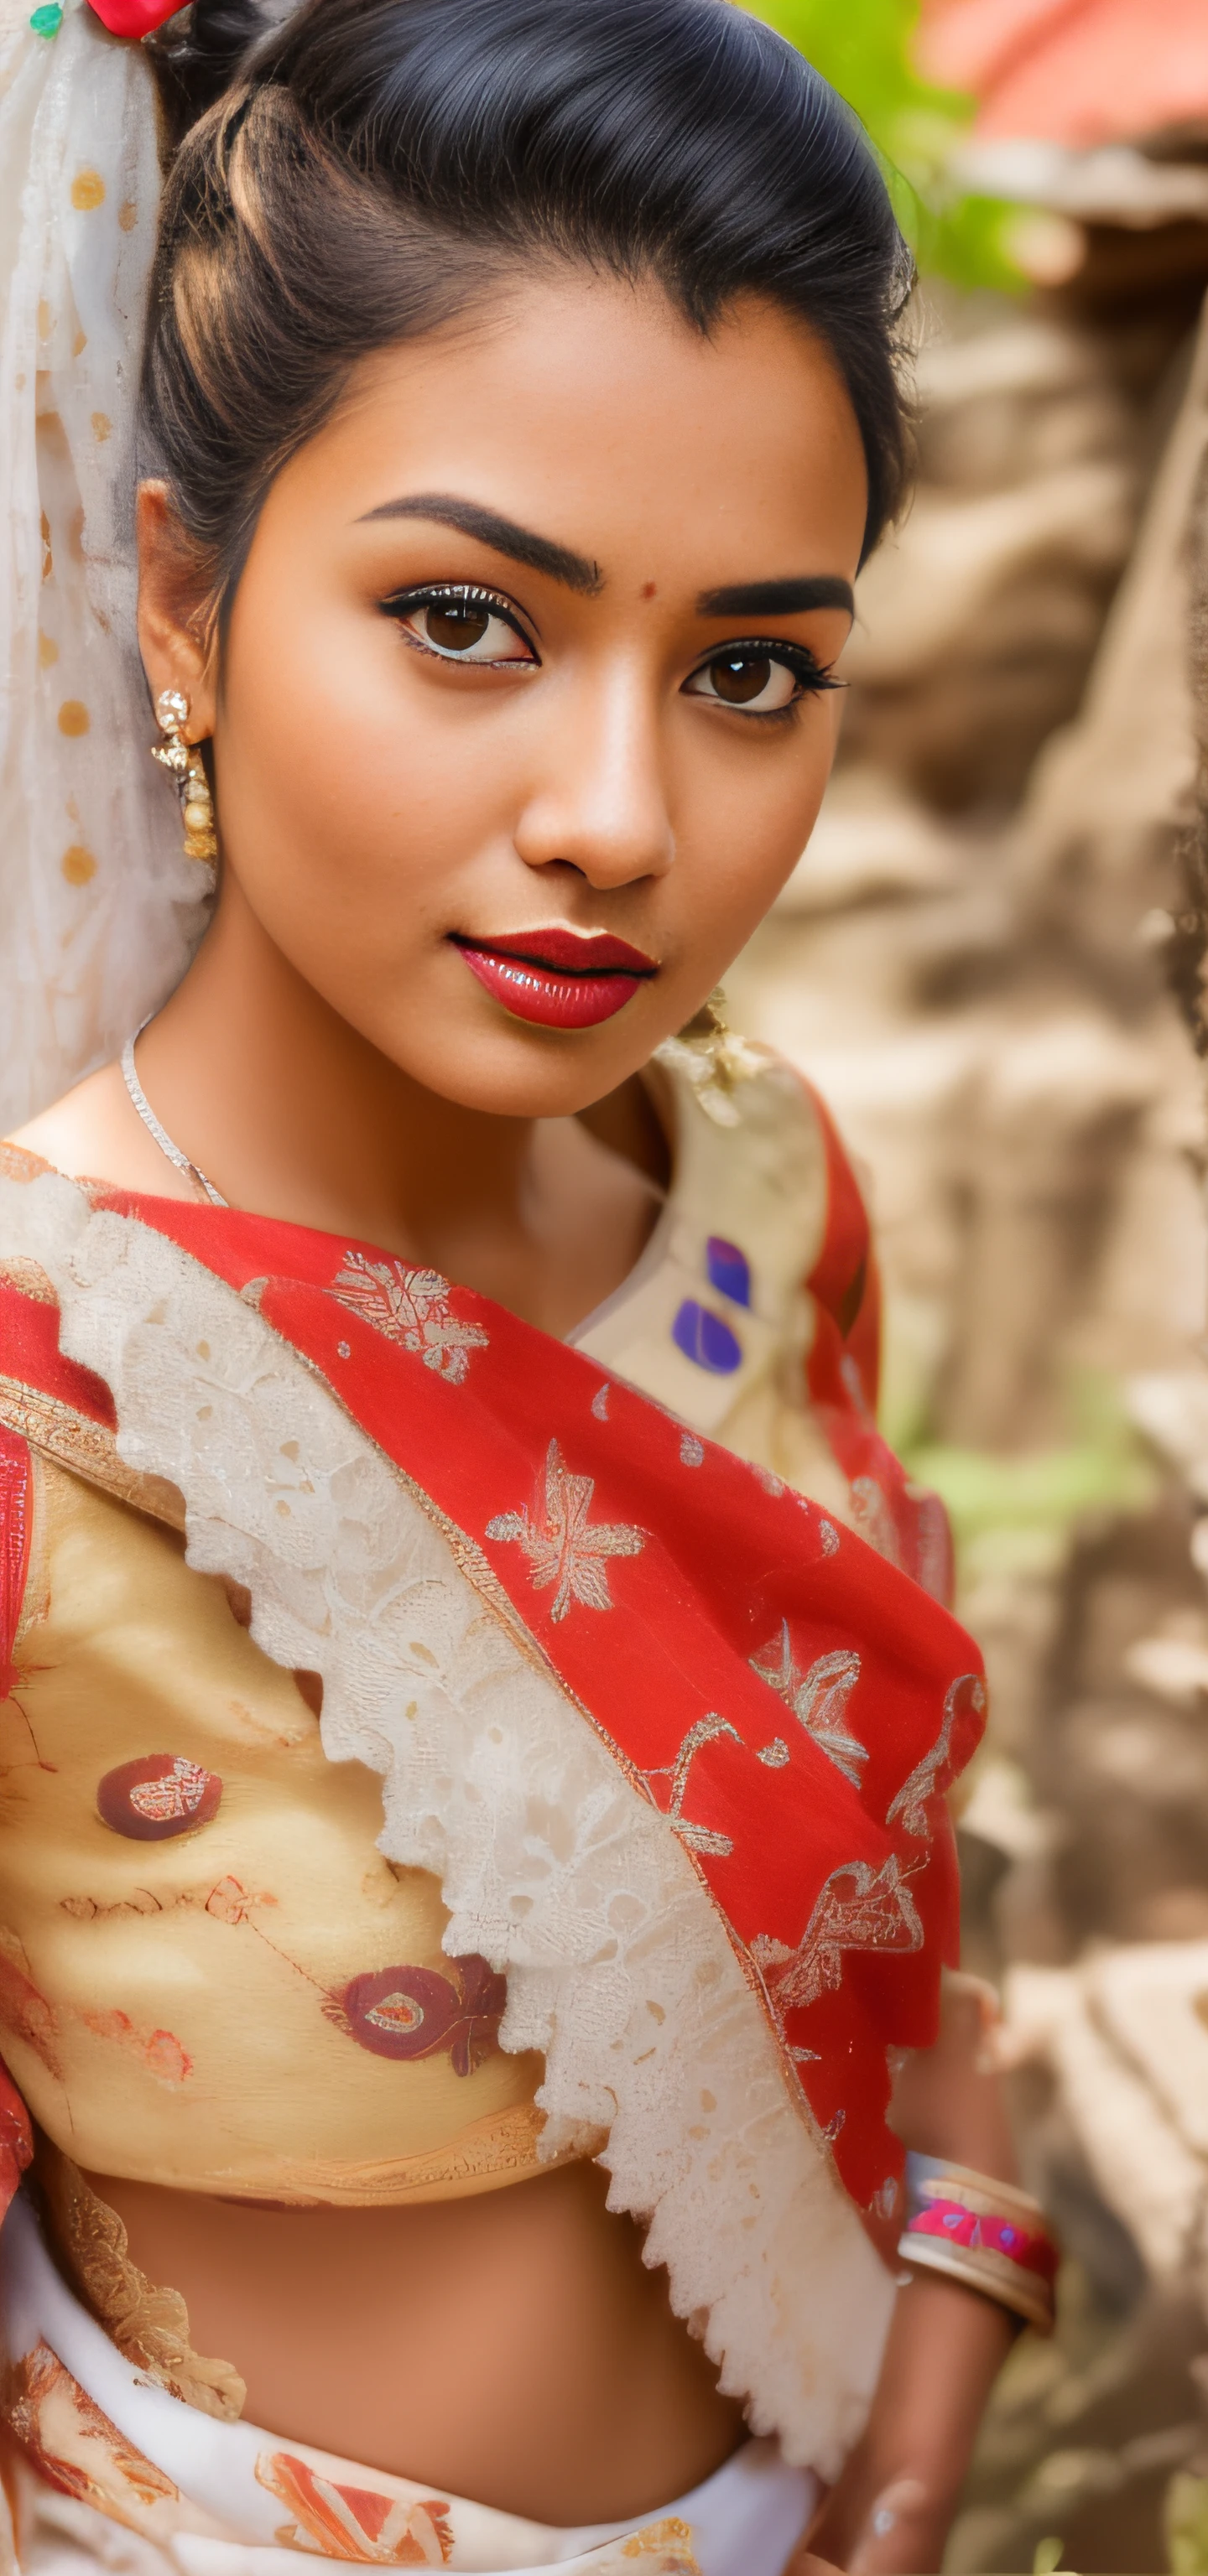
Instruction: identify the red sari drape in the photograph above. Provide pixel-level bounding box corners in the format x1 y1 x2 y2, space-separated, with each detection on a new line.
0 1185 983 2257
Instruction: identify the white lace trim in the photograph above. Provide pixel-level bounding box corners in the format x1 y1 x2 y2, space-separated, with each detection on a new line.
0 1170 894 2476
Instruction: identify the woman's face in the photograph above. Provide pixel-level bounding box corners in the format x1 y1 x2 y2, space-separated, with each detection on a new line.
143 272 867 1119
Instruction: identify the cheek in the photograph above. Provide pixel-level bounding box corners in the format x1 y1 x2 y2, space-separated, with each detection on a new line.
672 700 840 952
214 585 507 963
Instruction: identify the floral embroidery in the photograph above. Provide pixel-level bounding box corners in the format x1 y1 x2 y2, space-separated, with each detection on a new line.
886 1672 986 1839
256 2449 454 2564
751 1462 784 1498
0 1926 60 2075
904 1480 953 1604
96 1754 222 1841
748 1628 868 1788
850 1475 903 1569
3 2340 180 2517
643 1714 740 1857
330 1254 489 1387
81 2010 191 2087
752 1856 924 2014
0 1923 190 2086
619 2520 703 2569
331 1953 506 2074
487 1437 644 1620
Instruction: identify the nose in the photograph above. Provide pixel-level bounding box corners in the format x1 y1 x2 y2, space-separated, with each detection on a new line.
513 658 674 889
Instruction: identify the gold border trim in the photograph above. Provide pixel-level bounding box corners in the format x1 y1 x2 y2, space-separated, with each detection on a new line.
0 1375 185 1532
95 2104 598 2210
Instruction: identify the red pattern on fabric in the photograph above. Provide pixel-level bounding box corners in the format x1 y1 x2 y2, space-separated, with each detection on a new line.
0 1192 982 2249
0 1425 36 2216
801 1080 953 1606
96 1754 223 1841
336 1955 506 2074
256 2449 456 2563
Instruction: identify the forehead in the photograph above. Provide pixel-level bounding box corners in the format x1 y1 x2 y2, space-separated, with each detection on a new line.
265 272 869 586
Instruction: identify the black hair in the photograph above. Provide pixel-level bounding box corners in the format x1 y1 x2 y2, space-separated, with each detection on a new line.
143 0 914 606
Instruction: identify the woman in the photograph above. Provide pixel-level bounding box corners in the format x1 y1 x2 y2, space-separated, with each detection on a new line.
0 0 1055 2567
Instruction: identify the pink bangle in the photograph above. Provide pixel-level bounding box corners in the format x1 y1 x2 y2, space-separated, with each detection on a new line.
898 2153 1058 2336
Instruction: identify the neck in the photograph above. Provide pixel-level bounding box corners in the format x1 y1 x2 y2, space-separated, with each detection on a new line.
128 880 667 1337
138 882 540 1270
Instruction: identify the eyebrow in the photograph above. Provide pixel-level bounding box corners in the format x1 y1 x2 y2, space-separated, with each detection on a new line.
357 491 602 595
695 575 855 620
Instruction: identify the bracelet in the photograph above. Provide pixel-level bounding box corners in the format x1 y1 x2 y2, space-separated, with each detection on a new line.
897 2152 1058 2336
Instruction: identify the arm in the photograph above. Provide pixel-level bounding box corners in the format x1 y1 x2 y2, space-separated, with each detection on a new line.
789 1973 1022 2575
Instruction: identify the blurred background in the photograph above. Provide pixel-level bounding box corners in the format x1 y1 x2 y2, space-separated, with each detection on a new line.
732 3 1208 2567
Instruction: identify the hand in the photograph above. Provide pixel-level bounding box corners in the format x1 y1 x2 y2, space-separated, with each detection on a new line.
796 2460 957 2574
780 1972 1022 2572
788 2275 1014 2572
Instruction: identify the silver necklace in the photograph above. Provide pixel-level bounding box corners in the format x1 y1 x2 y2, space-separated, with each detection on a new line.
120 1024 228 1208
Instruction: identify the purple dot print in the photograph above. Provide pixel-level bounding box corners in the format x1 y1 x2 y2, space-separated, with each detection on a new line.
706 1237 752 1307
672 1299 742 1374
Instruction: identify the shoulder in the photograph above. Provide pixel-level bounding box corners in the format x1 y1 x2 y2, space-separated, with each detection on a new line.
5 1062 192 1197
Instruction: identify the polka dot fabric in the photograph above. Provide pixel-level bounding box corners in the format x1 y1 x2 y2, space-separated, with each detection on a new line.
0 0 209 1132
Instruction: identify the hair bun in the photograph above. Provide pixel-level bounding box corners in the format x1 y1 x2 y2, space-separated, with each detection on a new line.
150 0 272 148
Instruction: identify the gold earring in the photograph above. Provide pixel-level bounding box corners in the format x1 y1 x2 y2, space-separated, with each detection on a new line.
152 688 217 865
656 986 763 1128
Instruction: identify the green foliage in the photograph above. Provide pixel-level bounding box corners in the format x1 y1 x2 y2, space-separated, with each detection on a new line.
903 1368 1158 1576
744 0 1021 289
1168 2471 1208 2576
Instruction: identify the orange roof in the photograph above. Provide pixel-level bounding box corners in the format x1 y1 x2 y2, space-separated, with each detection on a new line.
918 0 1208 144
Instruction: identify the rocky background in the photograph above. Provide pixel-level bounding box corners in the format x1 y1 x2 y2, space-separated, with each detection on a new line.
734 10 1208 2562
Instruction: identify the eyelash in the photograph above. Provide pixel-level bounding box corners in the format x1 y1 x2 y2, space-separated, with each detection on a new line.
690 640 843 722
378 582 843 713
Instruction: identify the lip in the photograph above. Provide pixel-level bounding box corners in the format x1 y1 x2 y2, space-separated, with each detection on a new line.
450 927 658 1031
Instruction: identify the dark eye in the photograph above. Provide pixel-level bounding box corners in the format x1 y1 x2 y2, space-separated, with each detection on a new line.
713 654 784 707
424 600 492 652
685 647 825 715
380 585 536 667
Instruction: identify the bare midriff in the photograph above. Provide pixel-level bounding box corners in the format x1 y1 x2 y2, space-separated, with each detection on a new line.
3 1452 742 2526
5 1098 745 2526
90 2160 746 2525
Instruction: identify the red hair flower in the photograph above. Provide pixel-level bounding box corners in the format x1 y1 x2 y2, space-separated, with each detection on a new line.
86 0 184 36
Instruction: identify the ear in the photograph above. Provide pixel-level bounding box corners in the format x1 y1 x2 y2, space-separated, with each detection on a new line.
137 481 220 741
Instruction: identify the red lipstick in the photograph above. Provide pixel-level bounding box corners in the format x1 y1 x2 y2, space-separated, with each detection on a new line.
451 927 658 1030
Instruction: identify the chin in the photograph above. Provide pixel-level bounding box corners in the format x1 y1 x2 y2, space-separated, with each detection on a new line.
402 1023 654 1120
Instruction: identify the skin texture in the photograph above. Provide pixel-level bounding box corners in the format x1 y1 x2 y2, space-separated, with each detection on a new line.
23 274 859 1322
12 272 1016 2561
800 1976 1017 2574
